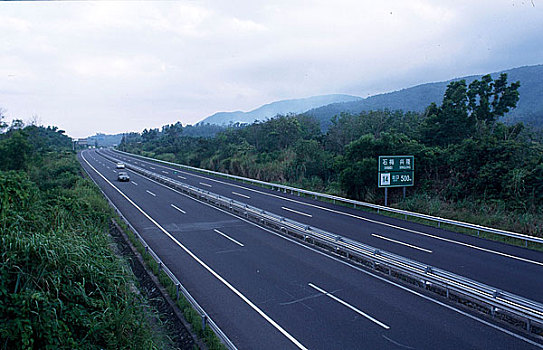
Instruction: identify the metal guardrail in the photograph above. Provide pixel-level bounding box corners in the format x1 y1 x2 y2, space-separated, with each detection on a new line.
80 152 237 350
112 149 543 247
100 151 543 336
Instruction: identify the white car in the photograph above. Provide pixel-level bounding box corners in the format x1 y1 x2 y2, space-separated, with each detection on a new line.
116 162 125 169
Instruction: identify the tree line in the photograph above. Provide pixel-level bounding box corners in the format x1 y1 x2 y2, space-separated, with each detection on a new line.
119 74 542 234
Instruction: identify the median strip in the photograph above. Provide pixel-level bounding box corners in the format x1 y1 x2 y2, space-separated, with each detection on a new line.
308 283 390 330
80 153 308 350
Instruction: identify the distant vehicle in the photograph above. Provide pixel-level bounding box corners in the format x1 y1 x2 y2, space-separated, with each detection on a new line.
117 172 130 182
116 162 125 169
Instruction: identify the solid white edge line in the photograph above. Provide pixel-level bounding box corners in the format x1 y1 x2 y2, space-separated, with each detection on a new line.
372 233 433 253
232 191 251 199
99 151 543 349
80 152 308 350
171 204 186 214
308 283 390 330
115 152 543 267
281 206 313 218
146 190 156 197
213 229 245 247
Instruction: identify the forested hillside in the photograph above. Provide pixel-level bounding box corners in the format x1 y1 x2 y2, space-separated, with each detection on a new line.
0 118 167 348
120 74 542 236
306 64 543 130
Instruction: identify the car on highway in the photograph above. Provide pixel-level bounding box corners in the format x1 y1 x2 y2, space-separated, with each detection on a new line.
116 162 125 169
117 171 130 182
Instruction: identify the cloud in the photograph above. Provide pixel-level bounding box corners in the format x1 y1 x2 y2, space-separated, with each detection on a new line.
0 1 541 137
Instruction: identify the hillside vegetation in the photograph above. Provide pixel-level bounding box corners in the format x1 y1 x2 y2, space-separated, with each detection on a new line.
120 74 542 236
306 64 543 130
0 119 167 348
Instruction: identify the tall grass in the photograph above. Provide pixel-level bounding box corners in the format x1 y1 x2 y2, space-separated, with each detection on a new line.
1 153 167 349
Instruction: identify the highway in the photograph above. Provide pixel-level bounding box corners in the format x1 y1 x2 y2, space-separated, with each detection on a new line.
80 149 542 349
105 149 543 303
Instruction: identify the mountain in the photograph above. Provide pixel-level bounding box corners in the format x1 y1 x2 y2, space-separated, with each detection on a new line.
199 94 362 125
305 64 543 130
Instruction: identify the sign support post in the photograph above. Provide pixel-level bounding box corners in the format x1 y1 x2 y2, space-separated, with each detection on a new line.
378 156 414 206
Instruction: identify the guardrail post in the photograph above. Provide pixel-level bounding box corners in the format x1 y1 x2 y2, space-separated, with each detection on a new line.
526 319 531 332
202 315 207 330
158 262 162 271
176 283 180 300
525 239 528 247
446 287 449 299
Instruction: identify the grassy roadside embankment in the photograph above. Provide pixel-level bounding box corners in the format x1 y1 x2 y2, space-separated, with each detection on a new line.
1 150 174 349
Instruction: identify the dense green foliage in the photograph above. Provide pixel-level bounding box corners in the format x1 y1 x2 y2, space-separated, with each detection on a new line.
305 64 543 131
0 123 164 348
120 74 542 236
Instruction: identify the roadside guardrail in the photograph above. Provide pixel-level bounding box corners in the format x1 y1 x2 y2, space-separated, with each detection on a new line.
100 151 543 337
81 152 237 350
112 149 543 247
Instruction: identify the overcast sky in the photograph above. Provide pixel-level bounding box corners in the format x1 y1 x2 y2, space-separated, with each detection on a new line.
1 1 542 138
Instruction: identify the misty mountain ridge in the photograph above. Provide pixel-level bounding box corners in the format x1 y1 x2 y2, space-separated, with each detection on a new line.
199 94 362 125
199 64 543 130
305 64 543 130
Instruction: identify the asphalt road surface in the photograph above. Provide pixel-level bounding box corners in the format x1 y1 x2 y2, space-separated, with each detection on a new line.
79 149 543 349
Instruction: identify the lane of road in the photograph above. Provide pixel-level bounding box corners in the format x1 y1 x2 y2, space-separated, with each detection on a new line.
81 149 541 349
105 149 543 302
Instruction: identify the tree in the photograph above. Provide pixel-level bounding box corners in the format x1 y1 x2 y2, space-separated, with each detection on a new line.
419 74 520 146
0 130 31 170
468 73 520 125
0 109 7 132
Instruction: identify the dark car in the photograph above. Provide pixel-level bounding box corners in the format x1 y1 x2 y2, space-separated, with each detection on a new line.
117 171 130 182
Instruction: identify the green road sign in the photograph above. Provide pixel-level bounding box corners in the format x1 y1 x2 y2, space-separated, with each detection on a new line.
378 155 414 172
378 171 414 188
378 156 414 188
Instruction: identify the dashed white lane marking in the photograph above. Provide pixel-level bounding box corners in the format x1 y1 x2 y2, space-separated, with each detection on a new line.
281 206 312 217
117 154 543 267
232 191 251 199
171 204 186 214
146 190 156 197
178 175 187 180
132 181 138 186
372 234 433 253
213 229 245 247
199 182 212 187
80 153 308 350
85 151 543 349
150 166 156 169
113 170 117 173
162 170 169 174
308 283 390 329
